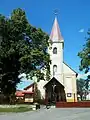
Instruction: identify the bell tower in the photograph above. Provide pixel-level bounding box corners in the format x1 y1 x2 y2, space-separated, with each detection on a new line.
48 16 64 85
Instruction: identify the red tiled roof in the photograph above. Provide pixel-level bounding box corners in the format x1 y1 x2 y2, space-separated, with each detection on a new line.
15 91 24 97
22 91 34 94
15 90 34 97
16 82 35 97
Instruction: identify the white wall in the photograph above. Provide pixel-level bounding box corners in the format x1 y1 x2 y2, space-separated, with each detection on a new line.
64 77 73 93
49 41 64 84
63 63 76 75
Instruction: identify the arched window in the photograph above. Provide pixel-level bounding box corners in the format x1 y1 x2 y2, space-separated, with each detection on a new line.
53 47 57 54
53 65 57 76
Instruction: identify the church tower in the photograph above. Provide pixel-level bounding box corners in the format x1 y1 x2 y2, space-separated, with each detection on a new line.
38 16 77 103
49 17 64 85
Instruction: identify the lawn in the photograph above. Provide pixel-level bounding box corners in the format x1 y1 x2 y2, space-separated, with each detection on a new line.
0 105 32 112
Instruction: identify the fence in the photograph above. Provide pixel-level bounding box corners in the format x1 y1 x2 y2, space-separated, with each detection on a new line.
56 101 90 108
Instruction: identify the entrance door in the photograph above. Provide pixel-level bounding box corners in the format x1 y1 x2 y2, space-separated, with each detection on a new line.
44 77 66 104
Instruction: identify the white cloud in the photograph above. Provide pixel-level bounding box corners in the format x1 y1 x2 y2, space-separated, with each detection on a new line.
79 29 84 33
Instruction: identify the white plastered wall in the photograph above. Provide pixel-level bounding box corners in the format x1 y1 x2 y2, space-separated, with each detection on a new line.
63 62 77 101
48 41 64 85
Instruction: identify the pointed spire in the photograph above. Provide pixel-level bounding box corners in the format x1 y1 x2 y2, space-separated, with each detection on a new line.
50 17 63 42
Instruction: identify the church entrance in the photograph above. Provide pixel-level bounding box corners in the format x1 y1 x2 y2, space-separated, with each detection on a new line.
44 77 66 104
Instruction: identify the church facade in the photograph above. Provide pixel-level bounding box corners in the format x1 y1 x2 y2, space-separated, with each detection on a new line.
37 17 77 103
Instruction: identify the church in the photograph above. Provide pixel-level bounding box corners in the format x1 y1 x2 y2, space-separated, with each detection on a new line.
37 16 78 103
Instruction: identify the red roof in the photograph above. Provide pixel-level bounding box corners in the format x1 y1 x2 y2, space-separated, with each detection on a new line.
15 91 24 97
16 82 35 97
15 90 34 97
22 91 34 94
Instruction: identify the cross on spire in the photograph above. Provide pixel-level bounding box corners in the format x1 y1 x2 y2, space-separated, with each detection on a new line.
54 9 58 16
50 12 63 42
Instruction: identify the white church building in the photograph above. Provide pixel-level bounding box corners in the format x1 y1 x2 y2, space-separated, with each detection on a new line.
37 17 77 103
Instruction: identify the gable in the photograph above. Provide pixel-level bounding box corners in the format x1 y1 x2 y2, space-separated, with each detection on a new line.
63 62 77 75
24 83 34 91
44 77 64 88
17 79 34 90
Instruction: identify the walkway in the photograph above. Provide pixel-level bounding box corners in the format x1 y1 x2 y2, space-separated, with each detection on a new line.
0 108 90 120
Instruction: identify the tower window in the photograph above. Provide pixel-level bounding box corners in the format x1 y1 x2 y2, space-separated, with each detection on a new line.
53 65 57 76
53 47 57 54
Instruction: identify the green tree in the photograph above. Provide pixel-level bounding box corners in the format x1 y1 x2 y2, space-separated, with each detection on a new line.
0 8 50 102
33 83 41 103
85 75 90 91
78 30 90 73
77 79 85 100
78 30 90 94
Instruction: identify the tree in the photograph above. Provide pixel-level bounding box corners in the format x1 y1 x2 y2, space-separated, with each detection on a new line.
78 30 90 73
33 83 41 102
85 75 90 91
78 30 90 97
77 79 85 100
0 8 50 102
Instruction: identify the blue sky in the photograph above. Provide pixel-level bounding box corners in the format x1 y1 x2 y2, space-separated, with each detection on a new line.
0 0 90 74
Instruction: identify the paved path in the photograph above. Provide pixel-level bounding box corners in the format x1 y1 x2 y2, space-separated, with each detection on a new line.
0 108 90 120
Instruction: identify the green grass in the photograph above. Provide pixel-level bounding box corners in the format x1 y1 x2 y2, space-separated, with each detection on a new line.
0 107 32 112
